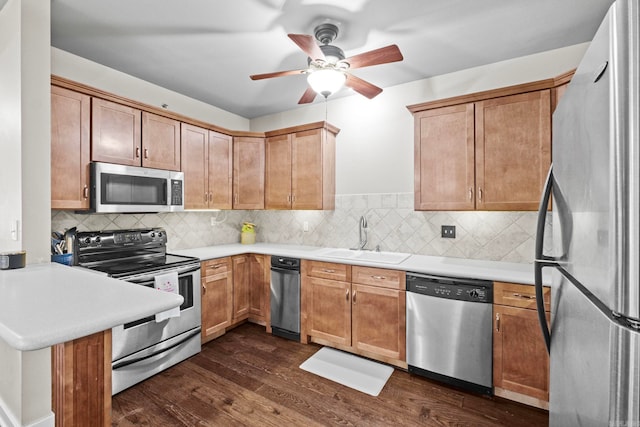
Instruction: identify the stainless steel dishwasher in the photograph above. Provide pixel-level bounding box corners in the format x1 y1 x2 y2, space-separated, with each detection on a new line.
270 256 301 341
406 272 493 395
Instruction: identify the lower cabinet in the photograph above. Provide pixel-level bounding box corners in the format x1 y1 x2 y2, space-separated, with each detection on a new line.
201 257 233 343
302 261 406 367
201 255 269 344
493 281 551 409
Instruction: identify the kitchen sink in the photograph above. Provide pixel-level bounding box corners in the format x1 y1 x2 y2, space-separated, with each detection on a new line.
320 248 411 265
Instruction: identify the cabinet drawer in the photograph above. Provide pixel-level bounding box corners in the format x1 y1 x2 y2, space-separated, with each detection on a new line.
494 282 550 311
306 260 351 282
202 258 231 277
352 266 405 290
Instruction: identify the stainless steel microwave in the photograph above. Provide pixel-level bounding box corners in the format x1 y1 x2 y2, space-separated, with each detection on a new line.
90 162 184 213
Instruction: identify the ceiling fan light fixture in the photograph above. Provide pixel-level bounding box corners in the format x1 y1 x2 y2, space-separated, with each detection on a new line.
307 68 346 98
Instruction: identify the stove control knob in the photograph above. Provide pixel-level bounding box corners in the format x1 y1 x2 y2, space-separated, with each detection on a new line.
469 289 479 299
157 232 163 238
95 237 101 244
83 237 91 245
150 232 155 238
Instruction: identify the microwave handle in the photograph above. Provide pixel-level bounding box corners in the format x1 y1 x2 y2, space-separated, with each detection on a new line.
163 181 168 204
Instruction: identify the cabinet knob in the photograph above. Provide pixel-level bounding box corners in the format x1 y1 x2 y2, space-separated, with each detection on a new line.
202 284 206 294
144 148 149 159
204 193 208 202
478 187 483 202
345 289 349 301
352 290 357 304
495 313 500 332
468 187 473 201
135 147 141 158
83 185 89 199
208 193 213 202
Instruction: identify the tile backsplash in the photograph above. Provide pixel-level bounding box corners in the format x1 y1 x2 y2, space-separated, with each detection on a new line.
52 193 552 263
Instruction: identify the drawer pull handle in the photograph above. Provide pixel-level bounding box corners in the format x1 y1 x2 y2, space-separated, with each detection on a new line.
372 275 386 280
345 289 349 301
478 187 483 202
495 313 500 332
352 291 357 304
209 264 224 269
468 187 473 201
322 269 336 273
144 148 149 159
202 284 206 294
83 185 89 199
513 293 535 299
135 147 141 158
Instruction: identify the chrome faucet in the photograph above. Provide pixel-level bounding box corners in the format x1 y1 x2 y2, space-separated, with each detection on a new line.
357 216 368 250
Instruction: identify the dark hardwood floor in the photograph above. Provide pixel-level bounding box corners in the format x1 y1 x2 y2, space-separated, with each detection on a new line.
112 323 549 426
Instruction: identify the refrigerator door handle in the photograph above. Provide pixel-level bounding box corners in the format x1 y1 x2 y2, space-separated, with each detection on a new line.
534 164 556 354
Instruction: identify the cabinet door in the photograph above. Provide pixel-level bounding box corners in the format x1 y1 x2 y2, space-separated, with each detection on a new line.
248 254 269 322
307 277 351 346
233 137 265 209
493 304 550 405
181 124 209 209
208 131 233 209
475 90 551 210
201 259 233 342
51 86 91 210
265 134 292 209
351 284 406 361
232 255 250 321
292 129 323 210
141 111 180 171
414 104 475 210
91 98 141 166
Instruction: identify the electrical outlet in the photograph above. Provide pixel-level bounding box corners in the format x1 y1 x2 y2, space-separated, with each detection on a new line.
441 225 456 238
303 221 309 232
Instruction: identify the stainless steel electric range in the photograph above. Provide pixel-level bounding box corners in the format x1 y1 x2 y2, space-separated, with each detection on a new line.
76 227 201 395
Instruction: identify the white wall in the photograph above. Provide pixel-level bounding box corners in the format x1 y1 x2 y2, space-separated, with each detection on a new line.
250 43 589 195
0 1 53 426
51 48 251 132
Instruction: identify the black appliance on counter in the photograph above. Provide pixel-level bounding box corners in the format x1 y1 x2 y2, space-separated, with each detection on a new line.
76 227 201 395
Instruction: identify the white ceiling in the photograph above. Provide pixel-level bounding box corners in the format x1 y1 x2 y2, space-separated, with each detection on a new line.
50 0 614 119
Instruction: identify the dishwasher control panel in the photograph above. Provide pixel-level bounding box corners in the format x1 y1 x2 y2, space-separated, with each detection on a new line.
406 273 493 303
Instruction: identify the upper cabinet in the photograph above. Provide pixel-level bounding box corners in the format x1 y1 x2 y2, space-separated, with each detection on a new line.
141 111 181 171
91 98 142 167
409 72 573 211
181 124 233 210
92 99 181 171
51 86 91 210
233 136 265 210
265 123 338 210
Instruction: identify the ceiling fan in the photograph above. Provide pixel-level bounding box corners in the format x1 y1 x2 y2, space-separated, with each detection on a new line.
250 23 404 104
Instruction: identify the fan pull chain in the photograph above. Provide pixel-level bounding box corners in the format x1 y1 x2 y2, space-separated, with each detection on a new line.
325 97 328 122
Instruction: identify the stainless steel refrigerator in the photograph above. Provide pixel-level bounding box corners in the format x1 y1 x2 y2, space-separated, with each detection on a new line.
534 0 640 425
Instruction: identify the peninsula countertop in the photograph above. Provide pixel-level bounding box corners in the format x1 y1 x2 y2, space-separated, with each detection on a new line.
0 262 183 351
174 243 550 286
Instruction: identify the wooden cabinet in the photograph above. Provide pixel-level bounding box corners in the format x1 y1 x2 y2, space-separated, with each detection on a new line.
182 124 233 209
141 111 181 171
248 254 269 325
232 255 251 321
92 98 181 170
493 282 551 409
265 123 338 210
52 330 111 426
233 136 265 209
413 90 550 211
91 98 142 167
302 261 406 367
201 258 233 343
51 86 91 210
409 75 577 211
475 91 551 210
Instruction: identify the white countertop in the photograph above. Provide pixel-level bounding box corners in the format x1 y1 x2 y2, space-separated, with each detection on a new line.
175 243 550 286
0 263 183 351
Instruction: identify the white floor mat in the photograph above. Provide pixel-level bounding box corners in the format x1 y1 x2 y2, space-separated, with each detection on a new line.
299 347 394 397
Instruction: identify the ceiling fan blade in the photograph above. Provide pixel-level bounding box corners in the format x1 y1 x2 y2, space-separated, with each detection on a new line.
288 34 326 61
298 86 317 104
345 74 383 99
344 45 403 70
250 69 305 80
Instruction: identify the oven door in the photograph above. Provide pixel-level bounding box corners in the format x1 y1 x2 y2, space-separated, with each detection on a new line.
111 263 201 362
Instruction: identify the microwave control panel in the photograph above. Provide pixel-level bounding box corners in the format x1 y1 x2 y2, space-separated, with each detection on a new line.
170 179 183 206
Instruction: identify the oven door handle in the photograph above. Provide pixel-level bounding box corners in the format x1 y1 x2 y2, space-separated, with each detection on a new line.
126 264 201 284
112 328 201 370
